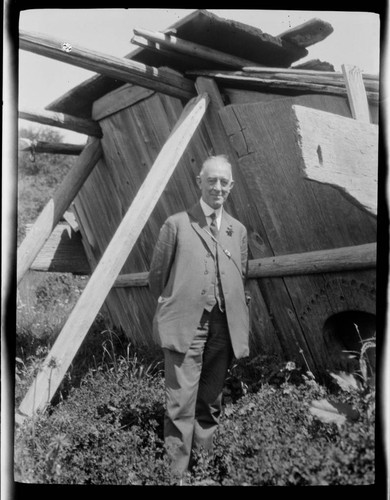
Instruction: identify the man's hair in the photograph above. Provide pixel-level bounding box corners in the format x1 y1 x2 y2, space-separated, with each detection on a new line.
199 155 232 178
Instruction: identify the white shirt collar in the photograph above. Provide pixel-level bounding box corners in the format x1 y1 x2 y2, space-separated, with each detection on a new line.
200 198 223 228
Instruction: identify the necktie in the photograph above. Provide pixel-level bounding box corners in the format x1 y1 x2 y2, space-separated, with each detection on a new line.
209 212 218 238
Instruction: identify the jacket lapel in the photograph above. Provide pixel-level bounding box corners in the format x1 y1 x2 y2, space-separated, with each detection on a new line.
188 203 216 256
218 211 235 254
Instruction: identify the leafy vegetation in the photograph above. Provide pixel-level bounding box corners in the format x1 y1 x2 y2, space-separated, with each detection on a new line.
14 345 376 486
17 126 77 244
14 127 377 486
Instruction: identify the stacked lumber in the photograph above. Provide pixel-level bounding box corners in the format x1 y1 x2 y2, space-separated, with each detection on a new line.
129 20 379 103
45 10 322 117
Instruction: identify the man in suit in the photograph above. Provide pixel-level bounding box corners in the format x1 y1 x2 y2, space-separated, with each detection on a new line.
148 155 250 480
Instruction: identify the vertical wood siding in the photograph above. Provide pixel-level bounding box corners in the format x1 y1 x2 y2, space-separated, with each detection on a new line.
219 94 376 370
73 86 376 372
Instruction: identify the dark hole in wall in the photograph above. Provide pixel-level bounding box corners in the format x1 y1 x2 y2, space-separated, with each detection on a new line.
323 310 376 377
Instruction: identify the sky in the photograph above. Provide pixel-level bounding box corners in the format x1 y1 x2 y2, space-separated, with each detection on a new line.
15 8 382 142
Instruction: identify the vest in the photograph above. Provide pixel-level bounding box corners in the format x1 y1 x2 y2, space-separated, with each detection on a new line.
204 240 225 312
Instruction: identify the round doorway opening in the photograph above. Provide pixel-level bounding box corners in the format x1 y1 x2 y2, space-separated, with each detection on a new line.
323 310 376 377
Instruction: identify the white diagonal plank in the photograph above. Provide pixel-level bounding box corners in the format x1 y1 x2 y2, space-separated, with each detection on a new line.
342 64 371 123
17 93 209 421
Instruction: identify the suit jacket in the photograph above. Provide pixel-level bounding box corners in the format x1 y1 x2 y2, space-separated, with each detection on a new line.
148 202 250 359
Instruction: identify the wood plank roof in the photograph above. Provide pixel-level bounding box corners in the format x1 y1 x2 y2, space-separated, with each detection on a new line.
46 9 309 118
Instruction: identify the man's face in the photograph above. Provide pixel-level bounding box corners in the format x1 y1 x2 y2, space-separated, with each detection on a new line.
197 158 234 209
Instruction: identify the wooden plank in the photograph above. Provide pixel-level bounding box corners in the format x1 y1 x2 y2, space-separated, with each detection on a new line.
19 29 195 100
17 93 209 419
17 139 102 285
133 28 263 69
277 18 334 48
113 242 376 286
92 84 155 121
342 64 371 122
242 65 378 81
240 66 378 92
18 108 102 137
27 223 90 274
19 138 85 155
292 104 378 215
131 35 207 69
187 70 379 103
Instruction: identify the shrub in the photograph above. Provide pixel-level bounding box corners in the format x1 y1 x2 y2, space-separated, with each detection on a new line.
197 376 374 486
14 353 172 485
15 359 375 486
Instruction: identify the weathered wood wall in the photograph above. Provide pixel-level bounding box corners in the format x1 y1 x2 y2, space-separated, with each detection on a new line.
218 94 376 370
72 86 215 348
72 84 376 372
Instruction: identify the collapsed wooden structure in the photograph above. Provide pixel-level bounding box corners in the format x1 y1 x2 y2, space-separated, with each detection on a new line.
17 10 378 421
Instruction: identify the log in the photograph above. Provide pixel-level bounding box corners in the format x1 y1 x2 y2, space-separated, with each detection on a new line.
342 64 371 122
17 139 103 285
19 108 102 137
132 28 263 69
112 243 376 287
292 104 378 216
27 223 90 274
19 138 85 155
247 243 376 277
17 93 209 420
186 70 379 103
19 30 195 100
277 18 334 48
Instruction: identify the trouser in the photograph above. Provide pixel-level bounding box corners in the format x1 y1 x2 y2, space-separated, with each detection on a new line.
163 306 233 476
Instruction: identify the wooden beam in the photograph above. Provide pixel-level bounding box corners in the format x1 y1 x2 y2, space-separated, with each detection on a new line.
132 28 263 69
19 30 195 100
186 70 379 103
242 65 378 81
292 104 378 216
114 272 149 287
277 18 334 48
19 138 85 155
342 64 371 122
112 242 377 287
194 77 233 154
131 35 202 68
19 108 102 137
27 223 90 274
248 243 376 277
17 139 103 285
241 66 379 92
17 93 209 420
